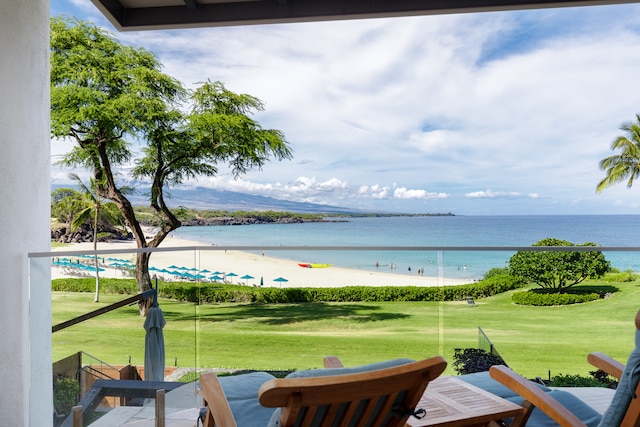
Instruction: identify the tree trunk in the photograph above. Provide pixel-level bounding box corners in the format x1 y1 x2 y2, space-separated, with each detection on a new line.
136 251 153 313
93 208 100 303
95 145 154 314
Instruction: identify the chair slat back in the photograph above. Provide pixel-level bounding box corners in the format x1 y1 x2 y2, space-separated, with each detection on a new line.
259 356 447 427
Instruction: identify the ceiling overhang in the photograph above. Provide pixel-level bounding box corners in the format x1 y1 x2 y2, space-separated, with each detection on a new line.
92 0 637 31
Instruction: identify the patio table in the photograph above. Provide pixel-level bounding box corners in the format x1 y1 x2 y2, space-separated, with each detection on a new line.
408 376 524 427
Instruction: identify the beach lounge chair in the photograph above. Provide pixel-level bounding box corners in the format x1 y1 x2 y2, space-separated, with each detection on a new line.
198 356 447 427
487 309 640 427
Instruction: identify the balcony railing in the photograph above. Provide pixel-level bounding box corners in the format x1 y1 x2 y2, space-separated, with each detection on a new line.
30 244 640 426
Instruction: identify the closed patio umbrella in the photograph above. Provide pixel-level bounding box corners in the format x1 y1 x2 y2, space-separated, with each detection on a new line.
144 292 166 382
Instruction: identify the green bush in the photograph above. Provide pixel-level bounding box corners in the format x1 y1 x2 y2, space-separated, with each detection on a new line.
482 267 510 279
512 289 601 306
590 369 618 389
52 278 138 294
602 269 638 283
53 376 80 416
549 373 608 388
452 348 506 375
53 274 525 304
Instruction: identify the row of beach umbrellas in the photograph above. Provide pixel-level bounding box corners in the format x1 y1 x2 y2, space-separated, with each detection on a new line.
149 267 287 285
52 259 105 272
53 257 288 285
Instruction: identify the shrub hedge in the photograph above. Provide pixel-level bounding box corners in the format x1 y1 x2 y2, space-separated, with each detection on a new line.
52 272 525 304
52 278 139 294
512 289 602 306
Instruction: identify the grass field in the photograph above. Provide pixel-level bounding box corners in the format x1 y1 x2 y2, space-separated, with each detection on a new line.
52 279 640 378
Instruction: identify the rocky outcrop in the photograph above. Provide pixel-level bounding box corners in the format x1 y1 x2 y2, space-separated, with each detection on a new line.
51 224 133 243
178 216 317 226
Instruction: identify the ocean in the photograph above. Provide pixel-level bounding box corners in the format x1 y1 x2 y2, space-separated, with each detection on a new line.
169 215 640 281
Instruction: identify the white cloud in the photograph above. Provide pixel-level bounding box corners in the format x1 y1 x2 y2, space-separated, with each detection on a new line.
359 185 390 199
465 190 539 199
52 2 640 214
394 187 449 200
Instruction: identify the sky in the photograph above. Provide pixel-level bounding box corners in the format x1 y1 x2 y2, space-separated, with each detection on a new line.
51 0 640 215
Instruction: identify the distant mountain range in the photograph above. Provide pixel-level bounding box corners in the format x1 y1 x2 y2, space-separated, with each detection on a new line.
155 187 365 213
52 184 364 214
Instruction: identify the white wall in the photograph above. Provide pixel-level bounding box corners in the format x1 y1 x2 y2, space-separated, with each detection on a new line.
0 0 52 425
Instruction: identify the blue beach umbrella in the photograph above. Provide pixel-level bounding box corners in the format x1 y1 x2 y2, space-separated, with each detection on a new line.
209 275 223 282
241 274 254 285
273 277 288 286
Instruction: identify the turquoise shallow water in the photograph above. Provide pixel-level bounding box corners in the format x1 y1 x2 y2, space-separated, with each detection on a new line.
169 215 640 281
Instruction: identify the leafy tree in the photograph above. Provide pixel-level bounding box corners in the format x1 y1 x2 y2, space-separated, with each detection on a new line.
597 114 640 193
51 187 84 227
69 173 126 302
50 17 292 312
52 187 127 237
508 238 610 293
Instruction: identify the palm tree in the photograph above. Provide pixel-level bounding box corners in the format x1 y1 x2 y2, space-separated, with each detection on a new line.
597 114 640 193
69 174 124 302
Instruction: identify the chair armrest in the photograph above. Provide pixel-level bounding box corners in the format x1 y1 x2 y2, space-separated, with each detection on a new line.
587 352 624 380
323 356 345 368
199 372 238 427
489 365 588 427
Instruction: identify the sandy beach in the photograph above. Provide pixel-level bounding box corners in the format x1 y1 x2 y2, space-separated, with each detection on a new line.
51 232 469 288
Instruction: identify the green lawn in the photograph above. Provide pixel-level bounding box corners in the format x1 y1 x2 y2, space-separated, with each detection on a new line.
52 280 640 378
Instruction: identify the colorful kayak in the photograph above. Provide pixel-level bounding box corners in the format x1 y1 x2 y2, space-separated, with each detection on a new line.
298 263 333 268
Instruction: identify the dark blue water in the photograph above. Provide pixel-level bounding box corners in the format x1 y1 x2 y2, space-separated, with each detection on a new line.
170 215 640 281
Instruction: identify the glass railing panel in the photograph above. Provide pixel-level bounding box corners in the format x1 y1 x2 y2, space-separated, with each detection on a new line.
44 247 201 426
31 245 640 425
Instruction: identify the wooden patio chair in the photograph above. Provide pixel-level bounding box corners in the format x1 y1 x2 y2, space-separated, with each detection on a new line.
489 309 640 427
199 356 447 427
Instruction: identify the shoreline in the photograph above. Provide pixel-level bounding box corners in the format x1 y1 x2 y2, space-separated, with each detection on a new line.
51 232 470 288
